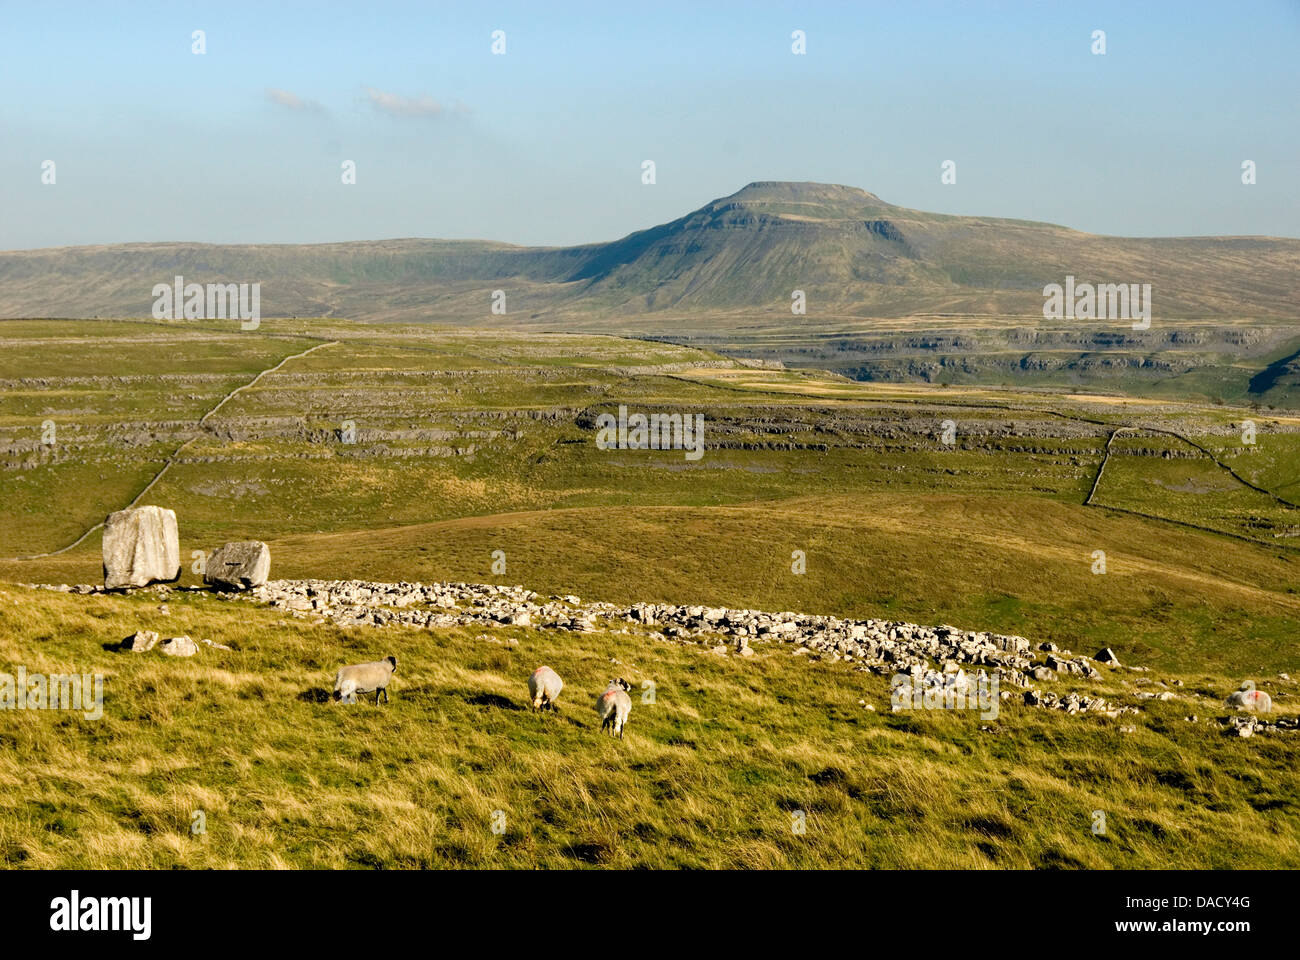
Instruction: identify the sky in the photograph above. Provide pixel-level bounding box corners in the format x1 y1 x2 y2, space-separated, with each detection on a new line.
2 0 1297 250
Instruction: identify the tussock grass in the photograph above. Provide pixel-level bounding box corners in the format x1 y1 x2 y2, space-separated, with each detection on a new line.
0 584 1294 869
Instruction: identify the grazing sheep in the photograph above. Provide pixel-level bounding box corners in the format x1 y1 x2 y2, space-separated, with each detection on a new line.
528 665 564 712
334 656 397 705
1226 682 1272 713
596 678 632 739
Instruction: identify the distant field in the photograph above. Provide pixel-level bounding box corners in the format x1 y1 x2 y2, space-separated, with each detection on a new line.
573 315 1300 408
5 318 1300 670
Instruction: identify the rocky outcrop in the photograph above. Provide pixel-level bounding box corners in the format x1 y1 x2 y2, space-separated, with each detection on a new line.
1021 688 1136 718
1226 713 1299 737
102 506 180 590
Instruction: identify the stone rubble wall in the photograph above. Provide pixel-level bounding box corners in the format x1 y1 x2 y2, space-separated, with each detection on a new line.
20 578 1297 733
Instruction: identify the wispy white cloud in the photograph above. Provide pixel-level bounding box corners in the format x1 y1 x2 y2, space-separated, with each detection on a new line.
266 88 323 112
362 86 448 118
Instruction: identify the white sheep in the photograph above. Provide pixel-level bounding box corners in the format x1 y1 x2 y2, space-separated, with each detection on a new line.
595 678 632 738
334 656 397 705
1226 682 1272 713
528 665 563 712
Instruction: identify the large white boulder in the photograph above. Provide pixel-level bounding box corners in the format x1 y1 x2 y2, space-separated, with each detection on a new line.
102 506 180 590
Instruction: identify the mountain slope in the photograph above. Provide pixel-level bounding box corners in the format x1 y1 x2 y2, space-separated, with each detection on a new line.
1 181 1297 323
567 181 1297 317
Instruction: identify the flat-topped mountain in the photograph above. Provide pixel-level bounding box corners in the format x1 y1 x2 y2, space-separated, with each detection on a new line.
2 181 1297 323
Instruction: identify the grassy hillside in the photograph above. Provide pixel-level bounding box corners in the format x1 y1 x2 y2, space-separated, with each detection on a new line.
1 317 1297 868
0 582 1295 869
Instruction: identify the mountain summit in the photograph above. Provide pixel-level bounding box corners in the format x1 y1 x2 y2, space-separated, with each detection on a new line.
711 180 897 215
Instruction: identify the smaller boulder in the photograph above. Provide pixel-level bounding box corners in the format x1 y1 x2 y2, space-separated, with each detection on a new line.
159 635 198 657
204 541 271 590
123 629 159 653
1095 647 1121 667
1044 654 1074 673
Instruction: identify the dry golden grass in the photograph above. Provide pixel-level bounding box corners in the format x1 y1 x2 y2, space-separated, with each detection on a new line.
0 581 1295 869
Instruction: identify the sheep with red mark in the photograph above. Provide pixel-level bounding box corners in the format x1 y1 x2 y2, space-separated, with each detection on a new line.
596 678 632 738
528 666 563 712
1226 682 1272 713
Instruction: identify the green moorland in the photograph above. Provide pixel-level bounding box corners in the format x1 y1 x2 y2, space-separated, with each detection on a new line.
0 316 1297 868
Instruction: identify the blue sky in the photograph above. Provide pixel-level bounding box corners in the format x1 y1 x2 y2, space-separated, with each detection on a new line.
2 0 1297 249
